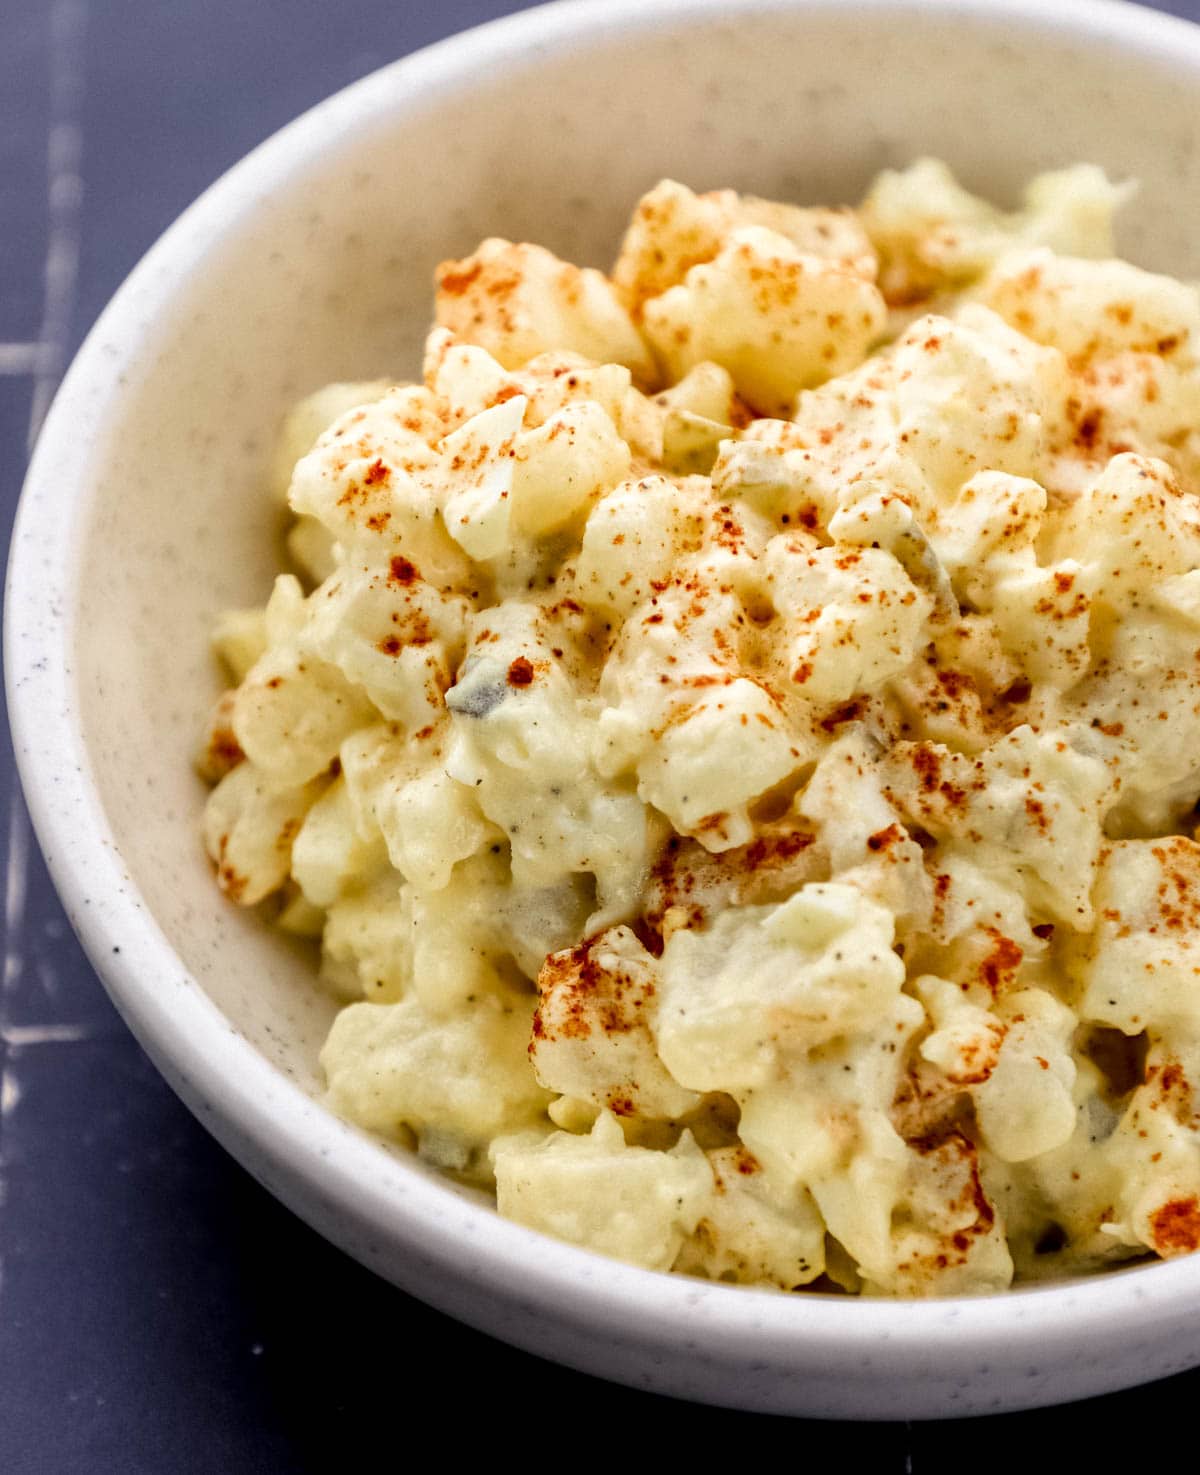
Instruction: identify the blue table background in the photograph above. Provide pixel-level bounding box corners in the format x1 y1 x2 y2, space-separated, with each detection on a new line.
4 1 1200 1466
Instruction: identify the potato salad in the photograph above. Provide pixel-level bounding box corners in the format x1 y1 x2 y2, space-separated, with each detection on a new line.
200 160 1200 1295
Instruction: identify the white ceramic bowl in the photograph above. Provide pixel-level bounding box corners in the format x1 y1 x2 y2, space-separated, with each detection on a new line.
10 0 1200 1420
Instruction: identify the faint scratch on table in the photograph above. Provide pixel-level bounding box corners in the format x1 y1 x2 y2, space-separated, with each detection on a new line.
27 0 88 450
2 792 29 996
0 796 25 1297
33 954 62 1004
0 343 57 375
2 1023 96 1048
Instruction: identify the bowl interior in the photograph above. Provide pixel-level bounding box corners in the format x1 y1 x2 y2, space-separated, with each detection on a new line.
40 0 1200 1257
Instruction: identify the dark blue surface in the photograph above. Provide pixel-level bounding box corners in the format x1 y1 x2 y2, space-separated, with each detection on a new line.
4 2 1200 1468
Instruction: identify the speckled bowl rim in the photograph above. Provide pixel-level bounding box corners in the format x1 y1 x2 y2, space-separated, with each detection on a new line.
10 0 1200 1404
